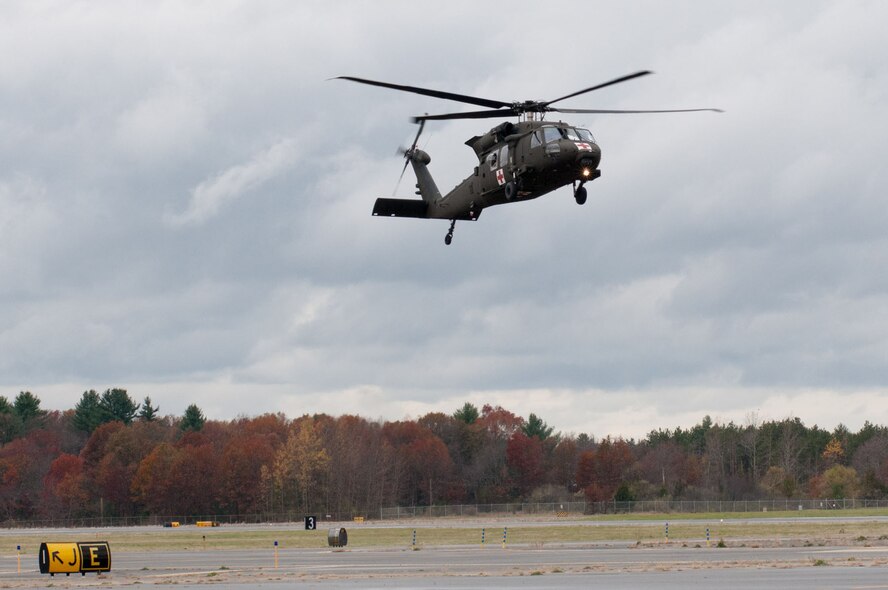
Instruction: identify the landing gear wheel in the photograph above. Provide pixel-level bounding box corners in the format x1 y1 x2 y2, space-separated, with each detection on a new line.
575 185 588 205
444 219 456 245
504 180 517 200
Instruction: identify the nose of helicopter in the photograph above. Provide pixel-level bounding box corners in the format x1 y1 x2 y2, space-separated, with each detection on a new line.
576 142 601 178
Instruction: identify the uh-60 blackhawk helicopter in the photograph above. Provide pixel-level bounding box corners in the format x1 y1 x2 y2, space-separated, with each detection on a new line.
336 71 721 244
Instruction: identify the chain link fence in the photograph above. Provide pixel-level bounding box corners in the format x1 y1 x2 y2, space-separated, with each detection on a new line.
4 498 887 528
379 498 888 520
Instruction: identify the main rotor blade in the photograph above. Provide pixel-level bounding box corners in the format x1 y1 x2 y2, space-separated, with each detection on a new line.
552 107 724 114
335 76 510 110
413 108 521 122
544 71 653 107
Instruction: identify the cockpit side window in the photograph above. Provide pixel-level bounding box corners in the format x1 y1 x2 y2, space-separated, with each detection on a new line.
530 131 542 148
542 126 562 143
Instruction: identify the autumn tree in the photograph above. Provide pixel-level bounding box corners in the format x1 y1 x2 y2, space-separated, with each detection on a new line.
549 437 579 490
506 432 544 497
462 405 525 502
43 454 89 518
322 415 396 516
576 437 634 502
419 411 482 472
811 465 858 499
383 420 456 506
0 430 61 519
263 418 331 513
167 441 220 515
637 440 702 499
851 435 888 498
95 421 170 516
478 405 524 440
131 443 178 514
219 433 276 514
291 418 331 512
760 466 797 499
822 437 845 467
79 421 126 514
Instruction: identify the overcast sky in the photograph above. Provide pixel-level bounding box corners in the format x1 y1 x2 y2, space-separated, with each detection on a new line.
2 1 886 438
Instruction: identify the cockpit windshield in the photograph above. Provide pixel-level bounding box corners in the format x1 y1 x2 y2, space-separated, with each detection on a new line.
575 128 595 143
557 127 596 143
562 127 580 141
542 126 596 144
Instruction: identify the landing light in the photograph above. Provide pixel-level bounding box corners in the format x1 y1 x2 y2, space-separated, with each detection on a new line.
582 168 592 178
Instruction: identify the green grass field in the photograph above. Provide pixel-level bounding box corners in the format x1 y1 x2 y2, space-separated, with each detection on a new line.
6 509 888 553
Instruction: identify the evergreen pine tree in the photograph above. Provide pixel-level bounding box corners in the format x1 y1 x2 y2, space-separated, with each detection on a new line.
98 388 140 425
138 396 160 421
181 404 206 431
13 391 46 426
73 390 104 433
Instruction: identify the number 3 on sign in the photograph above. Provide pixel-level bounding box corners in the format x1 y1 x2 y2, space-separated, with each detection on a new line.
304 516 317 531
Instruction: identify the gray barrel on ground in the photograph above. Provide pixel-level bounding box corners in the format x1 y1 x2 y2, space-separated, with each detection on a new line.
327 527 348 547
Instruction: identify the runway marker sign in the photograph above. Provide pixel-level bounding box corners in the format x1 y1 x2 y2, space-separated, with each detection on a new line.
39 542 111 576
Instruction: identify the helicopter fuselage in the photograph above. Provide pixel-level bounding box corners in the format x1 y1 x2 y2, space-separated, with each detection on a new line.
427 120 601 220
373 120 602 225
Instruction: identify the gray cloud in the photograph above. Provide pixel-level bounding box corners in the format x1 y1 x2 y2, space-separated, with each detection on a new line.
2 0 887 438
166 138 302 227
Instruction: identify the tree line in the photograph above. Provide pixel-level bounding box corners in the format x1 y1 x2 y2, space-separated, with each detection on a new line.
1 390 887 522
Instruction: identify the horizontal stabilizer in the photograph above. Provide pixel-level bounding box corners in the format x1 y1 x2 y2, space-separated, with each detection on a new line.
372 198 429 218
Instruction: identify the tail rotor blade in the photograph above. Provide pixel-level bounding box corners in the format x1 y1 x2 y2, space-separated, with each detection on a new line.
393 120 426 195
409 120 425 151
394 159 410 195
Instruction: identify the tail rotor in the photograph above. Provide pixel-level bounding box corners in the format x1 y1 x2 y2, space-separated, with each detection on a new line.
393 119 425 195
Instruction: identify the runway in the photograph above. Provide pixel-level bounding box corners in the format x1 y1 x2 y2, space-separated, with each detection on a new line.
4 542 888 588
4 516 888 588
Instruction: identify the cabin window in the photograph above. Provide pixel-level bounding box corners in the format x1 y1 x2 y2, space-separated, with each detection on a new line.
499 145 510 166
487 151 498 170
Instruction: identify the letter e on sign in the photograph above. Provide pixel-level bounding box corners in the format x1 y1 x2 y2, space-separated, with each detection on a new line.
77 543 111 572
